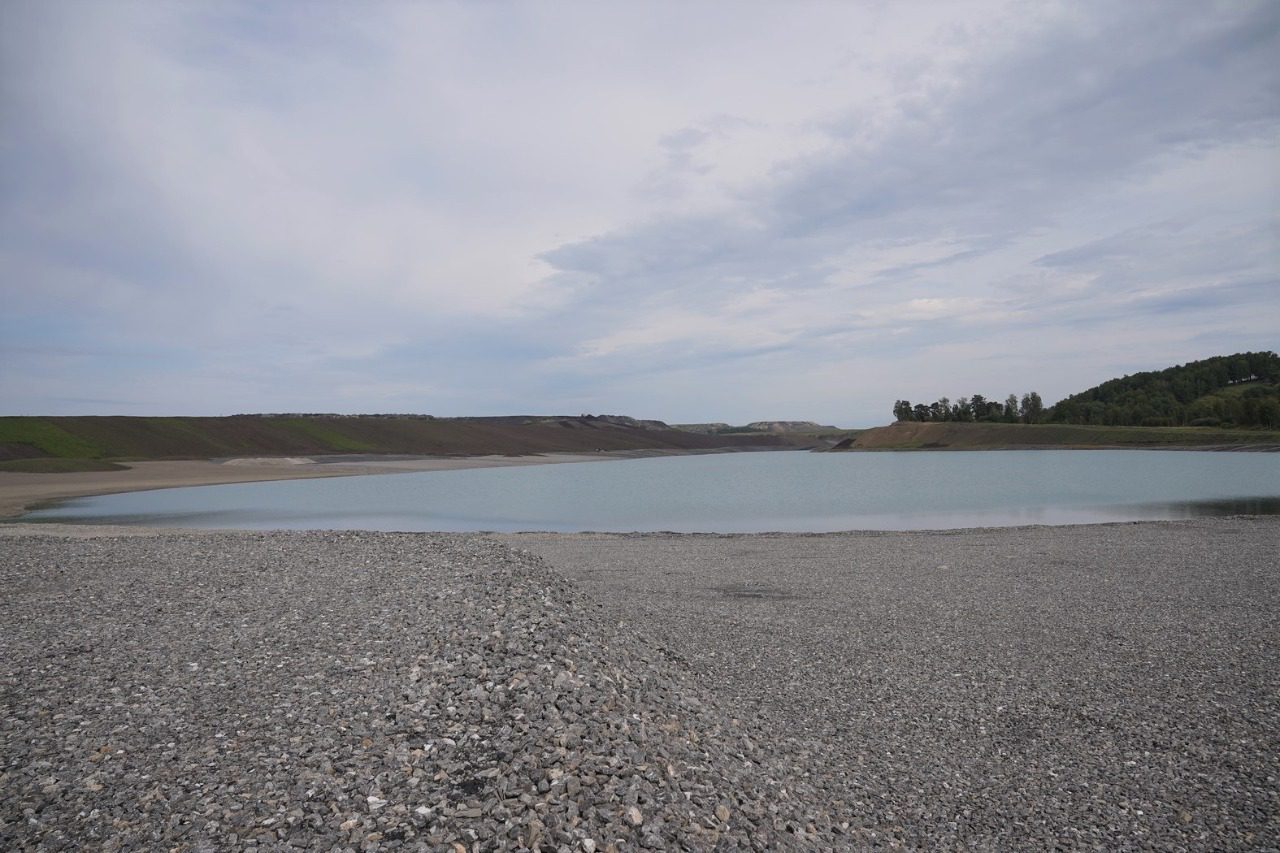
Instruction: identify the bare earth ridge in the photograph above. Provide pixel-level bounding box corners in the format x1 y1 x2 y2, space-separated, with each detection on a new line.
2 518 1277 850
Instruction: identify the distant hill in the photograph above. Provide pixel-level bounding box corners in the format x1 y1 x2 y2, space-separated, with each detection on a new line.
672 423 736 434
1050 351 1279 428
744 420 841 434
844 351 1280 451
674 420 845 435
886 352 1279 430
0 414 809 467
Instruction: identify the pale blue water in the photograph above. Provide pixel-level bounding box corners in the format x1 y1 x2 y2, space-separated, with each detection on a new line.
17 450 1280 532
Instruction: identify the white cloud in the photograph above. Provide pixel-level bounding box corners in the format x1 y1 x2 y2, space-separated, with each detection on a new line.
1 0 1276 422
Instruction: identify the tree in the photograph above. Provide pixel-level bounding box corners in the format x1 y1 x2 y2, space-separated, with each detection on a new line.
1004 394 1019 422
893 400 913 422
1257 398 1280 428
1020 391 1044 424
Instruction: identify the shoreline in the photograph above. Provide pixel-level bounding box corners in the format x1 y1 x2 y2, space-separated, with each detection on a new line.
0 450 670 520
0 513 1256 540
825 442 1280 452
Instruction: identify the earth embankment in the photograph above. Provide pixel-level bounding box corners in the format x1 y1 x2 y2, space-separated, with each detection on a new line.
837 420 1280 450
0 414 806 465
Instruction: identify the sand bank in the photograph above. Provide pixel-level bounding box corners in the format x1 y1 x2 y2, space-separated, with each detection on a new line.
0 452 623 519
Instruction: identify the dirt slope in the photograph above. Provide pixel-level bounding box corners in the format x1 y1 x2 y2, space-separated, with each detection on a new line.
838 421 1280 450
0 414 808 462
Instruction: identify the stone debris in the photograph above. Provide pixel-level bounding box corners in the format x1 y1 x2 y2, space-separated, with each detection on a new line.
508 518 1280 852
0 531 849 851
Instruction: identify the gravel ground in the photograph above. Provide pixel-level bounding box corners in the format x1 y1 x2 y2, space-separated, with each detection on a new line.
504 517 1280 851
2 518 1277 851
1 530 847 852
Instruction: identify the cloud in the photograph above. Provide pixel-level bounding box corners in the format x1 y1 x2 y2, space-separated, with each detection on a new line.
526 1 1278 419
1 0 1276 422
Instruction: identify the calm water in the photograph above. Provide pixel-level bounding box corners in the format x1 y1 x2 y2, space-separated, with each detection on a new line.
18 450 1280 532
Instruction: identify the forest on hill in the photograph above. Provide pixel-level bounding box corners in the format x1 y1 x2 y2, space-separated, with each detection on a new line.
892 352 1280 429
1049 352 1279 427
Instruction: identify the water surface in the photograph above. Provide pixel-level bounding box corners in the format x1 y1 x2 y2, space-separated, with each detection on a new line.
20 450 1280 532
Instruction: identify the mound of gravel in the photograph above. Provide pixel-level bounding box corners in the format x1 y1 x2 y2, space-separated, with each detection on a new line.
1 531 849 851
507 520 1280 851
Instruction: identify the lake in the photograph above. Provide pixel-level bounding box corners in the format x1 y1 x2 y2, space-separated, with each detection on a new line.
18 450 1280 532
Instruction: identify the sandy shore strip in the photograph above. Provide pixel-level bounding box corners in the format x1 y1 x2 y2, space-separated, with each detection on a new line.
0 452 638 519
2 518 1277 850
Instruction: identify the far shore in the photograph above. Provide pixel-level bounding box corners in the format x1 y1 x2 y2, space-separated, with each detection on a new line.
0 450 700 520
837 420 1280 451
826 442 1280 452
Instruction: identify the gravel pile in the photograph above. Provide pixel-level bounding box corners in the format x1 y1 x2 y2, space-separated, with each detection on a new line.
508 518 1280 851
1 531 849 852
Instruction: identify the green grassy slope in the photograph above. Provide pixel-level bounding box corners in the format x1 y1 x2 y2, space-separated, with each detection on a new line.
0 414 804 463
835 421 1280 450
0 418 107 459
0 458 130 473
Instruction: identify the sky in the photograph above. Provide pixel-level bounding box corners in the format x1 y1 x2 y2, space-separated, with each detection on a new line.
2 1 1277 427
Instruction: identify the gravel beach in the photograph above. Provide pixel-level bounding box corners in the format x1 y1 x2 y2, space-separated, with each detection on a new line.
506 518 1280 851
3 518 1278 851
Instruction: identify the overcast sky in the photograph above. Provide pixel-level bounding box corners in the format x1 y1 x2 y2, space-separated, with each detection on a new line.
2 1 1277 426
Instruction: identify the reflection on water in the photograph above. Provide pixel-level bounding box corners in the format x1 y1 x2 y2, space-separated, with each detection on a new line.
1136 496 1280 518
16 450 1280 533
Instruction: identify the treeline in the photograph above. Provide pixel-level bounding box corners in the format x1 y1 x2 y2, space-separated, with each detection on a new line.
1050 351 1280 428
892 352 1280 429
893 392 1046 424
